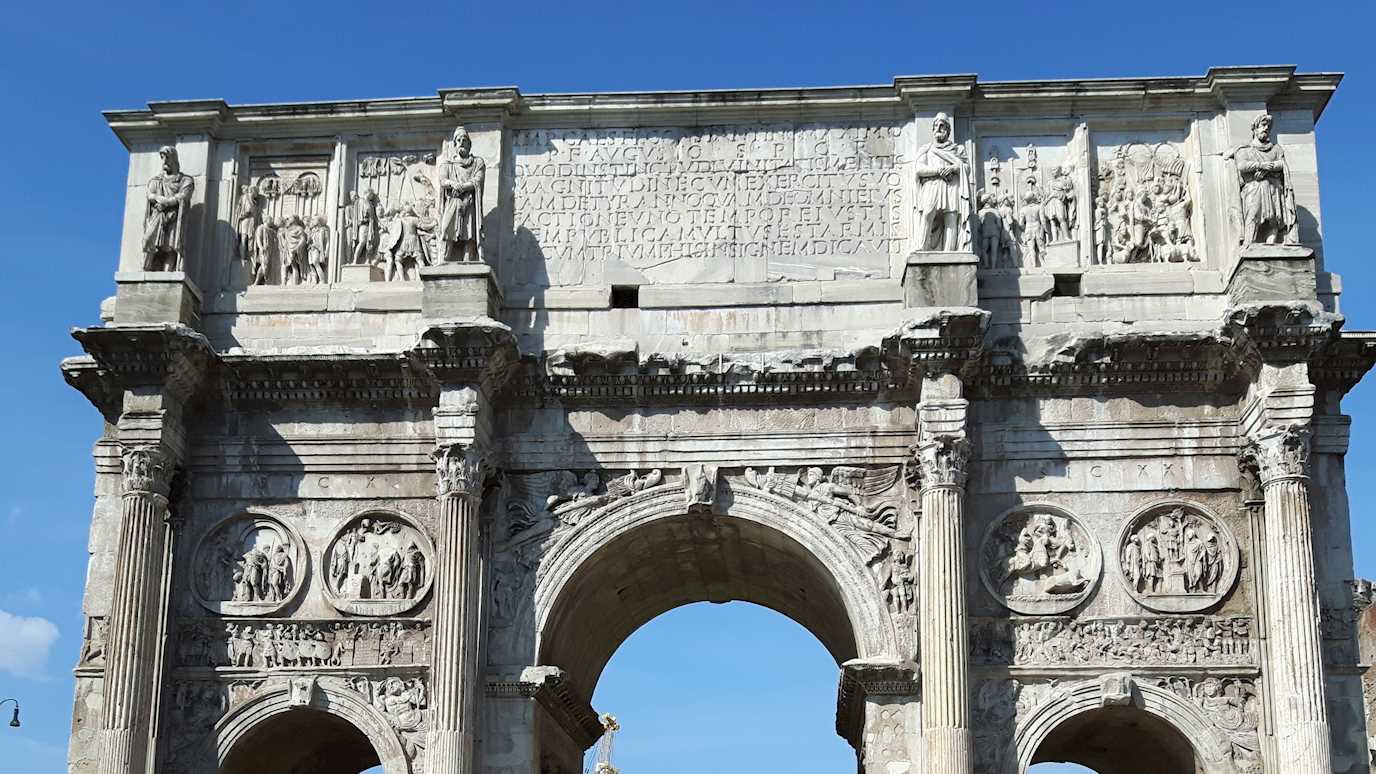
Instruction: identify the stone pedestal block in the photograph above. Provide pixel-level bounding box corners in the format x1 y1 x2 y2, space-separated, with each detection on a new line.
902 252 978 308
338 263 383 285
1043 239 1081 270
1226 244 1317 305
421 263 500 320
113 272 202 326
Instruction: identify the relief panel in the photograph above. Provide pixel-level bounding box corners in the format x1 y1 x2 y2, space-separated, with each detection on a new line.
191 510 307 616
978 504 1101 615
322 511 435 616
1116 500 1239 613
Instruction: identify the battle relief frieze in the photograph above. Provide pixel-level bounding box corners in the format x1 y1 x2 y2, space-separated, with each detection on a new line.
978 504 1102 615
192 510 308 616
1116 500 1239 614
175 618 430 670
322 510 435 616
971 615 1255 668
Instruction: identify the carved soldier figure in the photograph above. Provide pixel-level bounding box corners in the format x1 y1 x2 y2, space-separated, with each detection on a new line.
913 113 971 252
266 543 291 602
1043 164 1076 242
251 215 278 285
1227 113 1299 246
1015 187 1045 267
349 189 380 264
142 146 194 271
384 202 434 281
976 192 1006 268
307 215 329 285
280 214 309 286
235 185 258 262
438 126 485 262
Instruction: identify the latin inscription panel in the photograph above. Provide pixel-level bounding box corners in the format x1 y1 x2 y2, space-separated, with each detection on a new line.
510 123 911 287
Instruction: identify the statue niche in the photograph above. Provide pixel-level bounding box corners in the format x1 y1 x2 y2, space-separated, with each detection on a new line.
192 512 306 616
1117 501 1239 613
322 511 436 616
979 505 1102 615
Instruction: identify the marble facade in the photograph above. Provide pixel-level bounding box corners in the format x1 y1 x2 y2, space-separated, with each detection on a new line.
62 67 1376 773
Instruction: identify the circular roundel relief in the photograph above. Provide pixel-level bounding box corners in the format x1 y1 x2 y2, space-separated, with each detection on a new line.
322 510 435 616
1115 500 1239 613
979 504 1102 615
192 510 307 616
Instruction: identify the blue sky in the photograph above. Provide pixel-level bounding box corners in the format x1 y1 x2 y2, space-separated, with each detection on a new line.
0 1 1372 772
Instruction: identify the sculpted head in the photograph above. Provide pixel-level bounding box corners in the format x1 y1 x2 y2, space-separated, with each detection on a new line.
1251 114 1274 144
158 146 181 175
931 113 952 143
452 126 472 156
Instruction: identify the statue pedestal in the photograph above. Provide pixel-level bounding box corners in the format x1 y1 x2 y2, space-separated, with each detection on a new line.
1043 240 1081 270
902 252 978 307
113 271 202 326
339 263 383 285
1226 244 1316 305
420 262 501 319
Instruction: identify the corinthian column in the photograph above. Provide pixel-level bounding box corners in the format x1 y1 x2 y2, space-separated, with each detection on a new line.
915 432 973 774
1241 424 1333 772
98 446 175 774
429 442 490 774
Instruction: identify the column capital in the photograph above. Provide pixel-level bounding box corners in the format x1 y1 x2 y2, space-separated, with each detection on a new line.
915 434 971 491
434 443 493 498
1239 423 1311 485
120 445 175 497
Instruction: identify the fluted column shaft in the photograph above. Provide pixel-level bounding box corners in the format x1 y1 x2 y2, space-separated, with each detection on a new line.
430 444 488 774
1245 425 1332 773
915 436 972 774
98 448 173 774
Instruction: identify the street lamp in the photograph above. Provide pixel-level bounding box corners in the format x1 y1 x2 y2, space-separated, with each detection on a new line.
0 699 19 728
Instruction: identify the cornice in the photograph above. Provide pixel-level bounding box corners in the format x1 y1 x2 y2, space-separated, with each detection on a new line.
102 67 1342 145
485 667 604 749
68 324 212 405
1310 331 1376 396
217 351 436 409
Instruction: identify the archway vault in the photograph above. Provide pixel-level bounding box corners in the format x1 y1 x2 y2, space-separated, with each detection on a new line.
532 482 900 700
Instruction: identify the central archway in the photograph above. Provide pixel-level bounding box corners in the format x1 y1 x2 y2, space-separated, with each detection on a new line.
529 482 905 771
222 708 380 774
534 483 900 698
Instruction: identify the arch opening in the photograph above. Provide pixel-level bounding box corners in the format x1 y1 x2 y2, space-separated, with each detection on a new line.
221 707 381 774
1031 706 1199 774
539 511 863 698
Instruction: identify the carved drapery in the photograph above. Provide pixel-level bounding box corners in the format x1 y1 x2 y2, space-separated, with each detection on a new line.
1239 424 1333 773
916 432 973 774
429 442 491 774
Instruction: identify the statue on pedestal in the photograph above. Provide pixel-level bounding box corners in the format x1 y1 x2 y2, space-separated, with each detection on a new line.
1227 114 1299 246
438 126 485 262
142 146 194 271
912 113 971 252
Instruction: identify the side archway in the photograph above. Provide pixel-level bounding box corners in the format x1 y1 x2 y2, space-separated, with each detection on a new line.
212 681 411 774
533 481 901 698
1015 678 1236 774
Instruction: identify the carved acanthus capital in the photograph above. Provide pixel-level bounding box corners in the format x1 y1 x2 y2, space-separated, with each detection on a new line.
121 445 174 497
1239 424 1310 485
434 443 492 498
914 435 971 490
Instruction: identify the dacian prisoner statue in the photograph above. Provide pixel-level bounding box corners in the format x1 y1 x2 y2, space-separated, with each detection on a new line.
60 67 1376 774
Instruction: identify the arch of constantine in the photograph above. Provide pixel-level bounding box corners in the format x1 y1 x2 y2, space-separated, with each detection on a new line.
62 66 1376 773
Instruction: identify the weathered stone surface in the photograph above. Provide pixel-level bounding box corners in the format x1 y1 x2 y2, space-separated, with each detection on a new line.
63 67 1375 774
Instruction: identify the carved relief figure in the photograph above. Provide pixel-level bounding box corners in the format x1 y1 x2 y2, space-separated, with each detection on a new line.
142 146 194 271
1014 185 1046 268
250 215 277 285
279 214 309 285
383 202 434 281
976 192 1009 269
1226 113 1299 246
1044 164 1077 242
234 185 258 263
79 616 108 667
193 514 303 615
1093 142 1198 264
323 513 434 615
307 215 329 284
743 465 906 565
1118 503 1237 612
980 507 1101 614
349 189 381 265
438 126 485 262
913 113 971 252
972 615 1253 667
178 618 430 669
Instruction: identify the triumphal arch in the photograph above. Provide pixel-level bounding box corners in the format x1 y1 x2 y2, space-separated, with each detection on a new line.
62 66 1376 773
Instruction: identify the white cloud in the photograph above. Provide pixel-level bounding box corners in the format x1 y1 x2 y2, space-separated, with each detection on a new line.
0 608 59 678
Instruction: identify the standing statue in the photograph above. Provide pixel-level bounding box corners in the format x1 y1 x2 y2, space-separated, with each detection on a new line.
912 113 971 252
279 215 309 286
234 185 258 263
1226 114 1299 246
438 126 485 262
251 216 278 285
142 146 194 271
1043 164 1077 242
